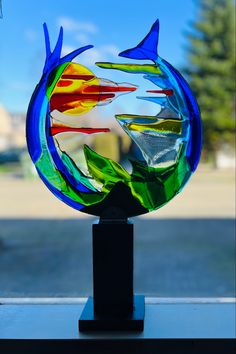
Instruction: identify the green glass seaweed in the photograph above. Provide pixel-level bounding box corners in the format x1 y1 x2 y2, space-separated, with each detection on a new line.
82 144 191 211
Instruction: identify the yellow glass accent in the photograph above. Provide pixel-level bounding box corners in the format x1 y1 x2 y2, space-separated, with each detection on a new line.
96 62 162 75
126 119 182 135
116 114 157 121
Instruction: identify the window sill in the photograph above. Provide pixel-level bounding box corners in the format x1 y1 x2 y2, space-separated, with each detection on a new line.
0 298 235 353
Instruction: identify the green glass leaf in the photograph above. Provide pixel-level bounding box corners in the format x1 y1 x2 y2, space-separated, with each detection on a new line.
36 148 107 206
84 145 130 193
61 151 97 192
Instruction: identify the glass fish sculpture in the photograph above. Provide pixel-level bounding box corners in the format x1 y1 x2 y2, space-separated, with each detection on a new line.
26 20 202 218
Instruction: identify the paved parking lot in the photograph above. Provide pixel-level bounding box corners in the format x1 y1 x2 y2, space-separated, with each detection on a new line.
0 217 235 297
0 167 235 219
0 168 235 298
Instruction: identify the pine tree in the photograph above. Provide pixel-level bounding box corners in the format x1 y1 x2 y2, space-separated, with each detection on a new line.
185 0 235 164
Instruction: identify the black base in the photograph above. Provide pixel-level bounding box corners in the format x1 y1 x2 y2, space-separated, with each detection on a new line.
79 295 145 332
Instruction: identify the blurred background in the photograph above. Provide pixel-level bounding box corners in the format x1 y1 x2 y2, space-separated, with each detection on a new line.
0 0 235 298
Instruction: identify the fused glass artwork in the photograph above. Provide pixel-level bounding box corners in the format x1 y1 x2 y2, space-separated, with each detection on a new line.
26 20 202 217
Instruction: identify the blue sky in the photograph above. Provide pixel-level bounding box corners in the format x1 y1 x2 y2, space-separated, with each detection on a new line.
0 0 197 113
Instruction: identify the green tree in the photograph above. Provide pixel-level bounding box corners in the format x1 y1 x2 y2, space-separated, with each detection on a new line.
185 0 235 165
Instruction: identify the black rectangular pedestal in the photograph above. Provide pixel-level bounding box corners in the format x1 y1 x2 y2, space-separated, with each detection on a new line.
92 221 133 316
79 295 145 331
79 219 145 331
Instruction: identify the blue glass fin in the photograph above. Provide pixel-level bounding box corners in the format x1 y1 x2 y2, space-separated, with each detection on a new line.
119 19 159 62
43 23 93 73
